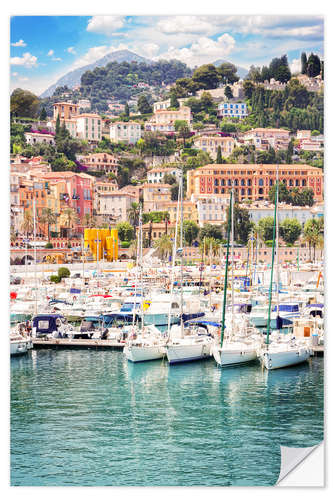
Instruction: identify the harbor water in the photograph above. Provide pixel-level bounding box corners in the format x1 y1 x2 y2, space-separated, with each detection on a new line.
11 350 324 486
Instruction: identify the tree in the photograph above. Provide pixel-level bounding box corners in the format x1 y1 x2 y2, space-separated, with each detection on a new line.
10 88 39 118
243 80 255 99
306 53 321 77
40 107 47 121
192 64 220 89
137 95 152 114
127 202 140 229
174 120 191 147
301 52 308 74
124 102 130 117
258 216 275 242
247 66 262 82
216 146 222 164
62 208 77 240
218 63 239 84
38 208 57 241
58 267 70 279
224 203 253 245
269 182 291 204
163 173 177 185
153 234 173 261
55 114 61 136
280 218 302 245
303 218 322 260
82 212 96 228
21 210 34 236
171 184 179 201
183 220 199 245
199 224 223 241
116 221 135 241
224 85 233 99
169 93 179 109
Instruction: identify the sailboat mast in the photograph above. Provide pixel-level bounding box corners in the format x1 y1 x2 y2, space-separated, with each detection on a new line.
266 170 279 345
132 206 141 329
180 167 184 336
276 165 280 318
140 205 144 328
231 183 234 339
220 191 232 347
33 198 37 315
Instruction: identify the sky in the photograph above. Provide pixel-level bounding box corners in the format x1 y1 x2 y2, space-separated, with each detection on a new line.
10 15 324 96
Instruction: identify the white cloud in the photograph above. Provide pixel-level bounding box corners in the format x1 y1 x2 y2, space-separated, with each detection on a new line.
157 16 214 35
70 44 131 70
157 34 236 67
67 47 76 54
10 52 37 68
139 43 159 58
87 16 125 35
47 49 54 56
11 39 26 47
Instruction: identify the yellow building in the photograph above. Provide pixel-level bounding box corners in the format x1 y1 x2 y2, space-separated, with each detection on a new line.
154 200 199 224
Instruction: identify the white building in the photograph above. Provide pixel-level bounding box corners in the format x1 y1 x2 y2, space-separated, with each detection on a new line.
109 121 142 144
246 203 316 227
25 131 55 146
218 102 248 119
193 135 236 159
95 190 136 222
78 99 91 111
153 98 188 112
191 193 229 226
145 106 192 133
147 167 181 183
76 113 102 142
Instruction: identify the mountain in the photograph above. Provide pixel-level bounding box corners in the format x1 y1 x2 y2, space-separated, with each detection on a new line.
212 59 249 80
40 50 153 98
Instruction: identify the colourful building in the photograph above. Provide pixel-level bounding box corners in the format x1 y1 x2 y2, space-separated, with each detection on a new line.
187 164 323 202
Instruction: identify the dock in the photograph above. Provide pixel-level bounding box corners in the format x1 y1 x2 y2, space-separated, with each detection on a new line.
312 345 324 357
32 339 124 350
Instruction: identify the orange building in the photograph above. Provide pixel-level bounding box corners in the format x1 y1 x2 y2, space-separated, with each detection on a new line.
186 164 323 202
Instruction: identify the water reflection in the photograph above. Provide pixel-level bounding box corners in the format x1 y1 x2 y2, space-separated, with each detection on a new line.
11 350 323 486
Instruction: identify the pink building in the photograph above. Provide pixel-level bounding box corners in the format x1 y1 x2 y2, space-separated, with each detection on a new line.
41 172 95 231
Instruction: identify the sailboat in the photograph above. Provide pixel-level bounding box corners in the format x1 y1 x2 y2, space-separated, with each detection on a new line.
211 186 259 367
259 166 311 370
165 167 213 364
123 205 166 362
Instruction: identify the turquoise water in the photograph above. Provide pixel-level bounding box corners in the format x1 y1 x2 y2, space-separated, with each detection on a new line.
11 350 324 486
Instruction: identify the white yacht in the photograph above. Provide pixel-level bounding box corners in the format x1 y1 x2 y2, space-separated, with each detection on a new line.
123 325 166 362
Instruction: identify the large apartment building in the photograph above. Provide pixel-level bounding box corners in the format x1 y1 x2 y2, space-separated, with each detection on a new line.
79 152 119 175
145 106 192 133
187 164 323 202
193 135 236 159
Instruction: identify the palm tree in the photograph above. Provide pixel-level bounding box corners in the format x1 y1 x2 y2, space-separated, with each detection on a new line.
153 234 173 262
82 212 96 228
127 202 140 229
38 208 57 241
21 210 33 237
199 237 221 257
303 219 321 261
62 207 78 241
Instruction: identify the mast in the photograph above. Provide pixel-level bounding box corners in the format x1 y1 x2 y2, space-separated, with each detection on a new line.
139 204 144 330
266 170 279 345
82 234 85 279
231 183 234 339
275 165 280 328
180 166 184 338
220 191 232 347
167 183 181 338
33 199 37 315
132 206 141 330
96 229 99 276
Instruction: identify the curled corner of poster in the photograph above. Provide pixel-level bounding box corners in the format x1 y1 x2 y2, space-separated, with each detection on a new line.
276 441 324 486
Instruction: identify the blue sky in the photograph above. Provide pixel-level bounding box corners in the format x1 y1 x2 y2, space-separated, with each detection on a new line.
10 15 324 95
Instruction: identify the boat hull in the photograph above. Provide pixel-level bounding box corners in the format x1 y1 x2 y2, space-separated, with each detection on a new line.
124 345 165 362
212 345 257 367
166 342 212 364
261 347 310 370
10 340 29 356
